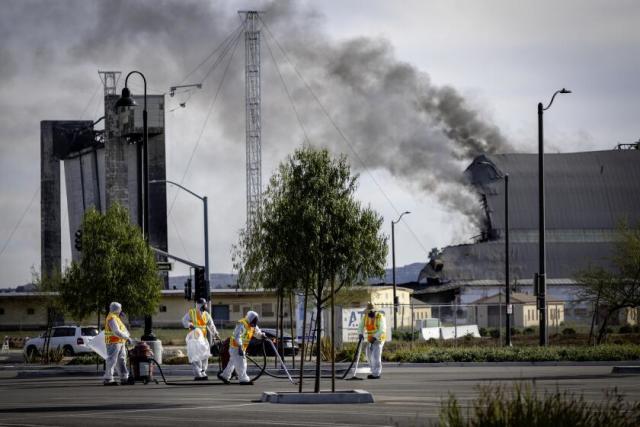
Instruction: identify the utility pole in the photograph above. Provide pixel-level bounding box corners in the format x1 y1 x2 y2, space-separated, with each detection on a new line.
239 11 262 229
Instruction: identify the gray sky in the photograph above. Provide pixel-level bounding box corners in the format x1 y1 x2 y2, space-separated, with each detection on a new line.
1 0 639 287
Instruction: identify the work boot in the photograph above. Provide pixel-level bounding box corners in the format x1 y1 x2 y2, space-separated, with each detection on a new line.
103 380 118 386
217 372 230 384
239 381 254 385
367 374 380 379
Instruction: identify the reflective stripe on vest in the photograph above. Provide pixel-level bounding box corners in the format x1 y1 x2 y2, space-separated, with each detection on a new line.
189 308 207 333
230 318 254 351
365 312 386 341
104 313 127 344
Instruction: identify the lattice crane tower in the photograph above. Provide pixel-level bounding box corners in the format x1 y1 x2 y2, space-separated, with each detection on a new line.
98 70 121 97
240 11 262 228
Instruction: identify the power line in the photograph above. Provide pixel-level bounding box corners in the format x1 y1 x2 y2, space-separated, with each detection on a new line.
262 29 311 146
168 28 244 216
80 81 102 119
178 22 245 86
259 17 430 258
0 186 39 260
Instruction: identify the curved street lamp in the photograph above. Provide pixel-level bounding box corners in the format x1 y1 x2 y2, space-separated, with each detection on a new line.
392 211 410 330
537 88 571 347
115 71 156 342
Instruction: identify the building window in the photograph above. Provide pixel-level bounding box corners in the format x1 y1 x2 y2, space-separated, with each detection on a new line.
27 308 35 315
262 303 274 317
232 304 240 313
242 306 249 316
159 305 167 313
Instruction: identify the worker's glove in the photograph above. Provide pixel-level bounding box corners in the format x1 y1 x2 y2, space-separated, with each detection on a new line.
214 333 221 341
189 323 195 331
237 348 245 357
358 334 364 340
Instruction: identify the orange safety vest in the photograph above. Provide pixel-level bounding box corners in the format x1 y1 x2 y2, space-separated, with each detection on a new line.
365 312 386 341
230 318 254 351
104 312 128 344
189 308 208 334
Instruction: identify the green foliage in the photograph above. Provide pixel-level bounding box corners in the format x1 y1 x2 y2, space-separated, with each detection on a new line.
439 384 640 427
66 353 103 365
577 222 640 344
385 344 640 363
234 146 387 296
478 327 488 337
61 203 161 321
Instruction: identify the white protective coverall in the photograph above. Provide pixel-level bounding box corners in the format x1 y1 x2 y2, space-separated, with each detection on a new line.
220 311 263 383
103 302 130 383
358 309 387 378
181 302 218 379
186 328 211 377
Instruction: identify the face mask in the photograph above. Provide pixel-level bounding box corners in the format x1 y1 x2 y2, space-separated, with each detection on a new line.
368 311 375 318
199 305 206 312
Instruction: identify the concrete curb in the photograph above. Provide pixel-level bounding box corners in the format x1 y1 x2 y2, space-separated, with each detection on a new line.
261 389 374 404
5 360 640 378
611 366 640 374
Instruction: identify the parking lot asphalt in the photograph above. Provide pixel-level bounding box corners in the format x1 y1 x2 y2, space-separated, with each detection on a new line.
0 364 638 426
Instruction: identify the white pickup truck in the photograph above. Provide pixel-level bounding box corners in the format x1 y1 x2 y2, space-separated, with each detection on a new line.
24 326 99 357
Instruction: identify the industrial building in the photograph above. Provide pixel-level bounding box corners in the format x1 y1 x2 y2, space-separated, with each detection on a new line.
40 72 168 283
416 148 640 324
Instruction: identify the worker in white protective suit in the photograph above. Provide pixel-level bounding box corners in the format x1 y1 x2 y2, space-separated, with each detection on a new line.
217 310 263 385
182 298 219 380
103 302 131 385
358 302 386 379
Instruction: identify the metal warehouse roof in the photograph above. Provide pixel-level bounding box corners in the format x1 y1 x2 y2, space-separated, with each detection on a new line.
465 150 640 231
427 240 616 284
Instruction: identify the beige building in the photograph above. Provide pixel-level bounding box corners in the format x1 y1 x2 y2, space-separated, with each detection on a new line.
471 292 564 329
0 285 413 330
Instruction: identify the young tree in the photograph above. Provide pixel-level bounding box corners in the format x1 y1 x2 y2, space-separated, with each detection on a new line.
61 203 161 323
234 146 387 392
577 222 640 344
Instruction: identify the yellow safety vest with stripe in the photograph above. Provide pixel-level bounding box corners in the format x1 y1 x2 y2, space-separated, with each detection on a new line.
189 308 208 334
104 312 128 344
364 311 386 342
230 318 254 351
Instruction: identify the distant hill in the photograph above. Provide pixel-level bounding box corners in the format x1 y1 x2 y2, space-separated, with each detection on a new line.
167 263 425 290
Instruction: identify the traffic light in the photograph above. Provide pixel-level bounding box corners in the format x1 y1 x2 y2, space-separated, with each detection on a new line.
74 229 83 251
194 267 207 301
184 278 192 301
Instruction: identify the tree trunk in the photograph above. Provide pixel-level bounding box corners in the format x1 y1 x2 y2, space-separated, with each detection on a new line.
298 286 309 393
330 277 335 393
314 291 323 393
289 293 295 369
588 292 601 346
597 308 617 344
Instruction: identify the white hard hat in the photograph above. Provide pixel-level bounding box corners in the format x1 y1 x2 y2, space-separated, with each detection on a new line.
246 310 259 325
109 302 122 313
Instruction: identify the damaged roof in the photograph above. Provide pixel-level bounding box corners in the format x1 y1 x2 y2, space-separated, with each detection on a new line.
466 150 640 231
421 149 639 285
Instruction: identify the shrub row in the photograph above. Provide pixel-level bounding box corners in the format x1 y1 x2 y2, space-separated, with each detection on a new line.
385 344 640 363
440 384 640 427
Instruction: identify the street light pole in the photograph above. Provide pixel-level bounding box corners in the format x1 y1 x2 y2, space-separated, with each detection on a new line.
392 211 410 330
505 174 511 347
149 180 210 304
115 70 156 341
537 88 571 347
